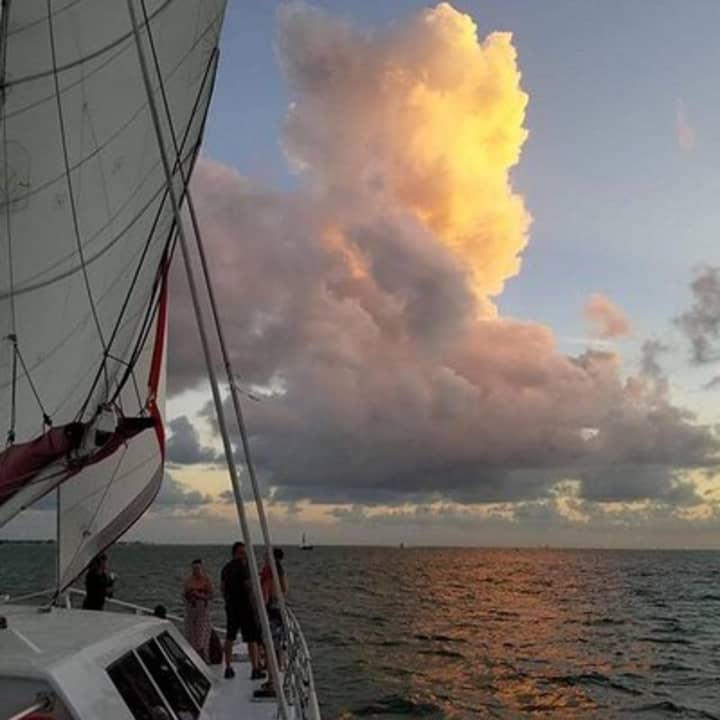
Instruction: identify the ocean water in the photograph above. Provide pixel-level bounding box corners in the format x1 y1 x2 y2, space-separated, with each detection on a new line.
1 544 719 719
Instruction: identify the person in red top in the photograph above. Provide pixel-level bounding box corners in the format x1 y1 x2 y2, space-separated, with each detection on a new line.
255 548 288 699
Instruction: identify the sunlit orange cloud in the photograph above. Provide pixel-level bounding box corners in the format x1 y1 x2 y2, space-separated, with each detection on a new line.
392 5 531 306
281 2 531 315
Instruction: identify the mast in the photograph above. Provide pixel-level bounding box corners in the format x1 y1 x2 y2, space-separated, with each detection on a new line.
125 2 288 715
128 0 295 698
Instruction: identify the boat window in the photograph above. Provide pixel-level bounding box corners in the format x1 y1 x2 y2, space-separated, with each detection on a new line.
157 631 211 706
107 652 173 720
138 639 199 719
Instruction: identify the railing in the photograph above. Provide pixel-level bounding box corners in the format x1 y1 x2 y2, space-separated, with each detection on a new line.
1 588 189 625
6 694 54 720
283 607 322 720
65 588 188 622
3 588 322 720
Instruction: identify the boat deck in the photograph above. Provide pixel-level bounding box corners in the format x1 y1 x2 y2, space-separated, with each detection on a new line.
206 654 288 719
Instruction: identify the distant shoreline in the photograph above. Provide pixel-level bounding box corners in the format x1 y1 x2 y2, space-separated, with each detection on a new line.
1 539 719 551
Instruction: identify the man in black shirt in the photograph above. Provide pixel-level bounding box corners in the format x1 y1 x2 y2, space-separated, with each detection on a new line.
220 541 263 680
82 553 114 610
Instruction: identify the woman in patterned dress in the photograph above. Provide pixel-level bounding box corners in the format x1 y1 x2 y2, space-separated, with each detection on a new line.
183 558 213 661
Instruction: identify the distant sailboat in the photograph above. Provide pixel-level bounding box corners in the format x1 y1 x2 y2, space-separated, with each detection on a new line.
300 532 314 550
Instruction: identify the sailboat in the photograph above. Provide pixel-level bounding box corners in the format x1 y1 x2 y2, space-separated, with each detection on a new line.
0 2 320 719
300 533 314 551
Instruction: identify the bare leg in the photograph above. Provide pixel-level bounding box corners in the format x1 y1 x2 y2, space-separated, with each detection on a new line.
248 641 258 669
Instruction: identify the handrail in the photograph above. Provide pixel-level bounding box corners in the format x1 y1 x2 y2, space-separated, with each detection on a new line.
64 588 204 629
284 607 322 720
1 588 55 604
6 694 53 720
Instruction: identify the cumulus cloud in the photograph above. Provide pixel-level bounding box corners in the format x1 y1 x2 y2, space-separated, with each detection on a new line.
584 294 631 339
675 266 720 364
168 3 718 511
277 0 530 312
166 416 220 465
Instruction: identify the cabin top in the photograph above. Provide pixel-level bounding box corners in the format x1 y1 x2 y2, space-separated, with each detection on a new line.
0 604 165 677
0 604 286 720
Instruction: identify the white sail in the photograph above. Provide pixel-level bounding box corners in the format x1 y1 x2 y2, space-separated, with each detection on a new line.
58 278 167 588
0 0 227 583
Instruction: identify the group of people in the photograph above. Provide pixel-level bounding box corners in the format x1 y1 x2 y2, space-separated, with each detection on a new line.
81 543 288 697
183 542 288 697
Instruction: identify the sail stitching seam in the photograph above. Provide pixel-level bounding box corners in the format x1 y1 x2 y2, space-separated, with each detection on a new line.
4 0 172 90
47 0 110 400
1 13 221 207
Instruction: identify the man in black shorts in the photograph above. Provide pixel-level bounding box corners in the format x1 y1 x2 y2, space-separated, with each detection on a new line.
221 541 264 680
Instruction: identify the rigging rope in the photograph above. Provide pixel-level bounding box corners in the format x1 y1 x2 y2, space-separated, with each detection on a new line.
2 0 17 448
6 334 16 445
4 334 52 446
15 341 53 427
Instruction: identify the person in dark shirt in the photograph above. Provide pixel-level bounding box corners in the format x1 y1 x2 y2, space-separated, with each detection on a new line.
82 553 114 610
220 541 263 680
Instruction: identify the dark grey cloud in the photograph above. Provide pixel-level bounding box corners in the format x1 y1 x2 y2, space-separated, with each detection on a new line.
151 473 214 510
640 339 669 380
675 266 720 364
218 489 234 504
579 465 702 506
166 416 220 466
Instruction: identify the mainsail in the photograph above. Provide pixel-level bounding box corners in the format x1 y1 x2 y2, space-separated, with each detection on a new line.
0 0 227 586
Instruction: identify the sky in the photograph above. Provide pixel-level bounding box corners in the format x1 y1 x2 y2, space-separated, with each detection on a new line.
6 1 720 547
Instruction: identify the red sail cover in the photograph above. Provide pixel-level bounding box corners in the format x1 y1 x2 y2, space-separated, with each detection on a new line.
0 426 81 505
0 417 155 506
